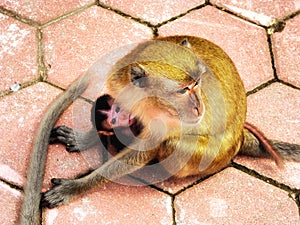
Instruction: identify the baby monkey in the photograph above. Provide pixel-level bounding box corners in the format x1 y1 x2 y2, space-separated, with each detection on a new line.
50 94 143 155
20 35 300 225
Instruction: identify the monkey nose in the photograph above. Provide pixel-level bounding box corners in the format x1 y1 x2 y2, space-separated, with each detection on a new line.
193 107 199 116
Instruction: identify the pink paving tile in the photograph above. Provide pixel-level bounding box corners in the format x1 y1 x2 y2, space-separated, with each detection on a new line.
102 0 204 24
159 6 273 91
0 181 22 225
43 5 152 89
42 99 104 189
0 0 94 24
43 182 173 225
174 168 299 224
0 83 60 186
272 15 300 87
235 156 300 189
0 83 94 187
0 13 37 92
155 175 203 194
43 144 103 190
246 83 300 144
241 82 300 188
211 0 300 26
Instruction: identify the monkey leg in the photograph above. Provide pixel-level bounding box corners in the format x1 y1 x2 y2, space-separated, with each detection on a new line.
50 126 99 152
41 148 156 208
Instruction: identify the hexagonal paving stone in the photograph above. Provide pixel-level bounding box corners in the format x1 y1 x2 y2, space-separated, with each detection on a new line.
43 5 153 89
159 6 274 91
211 0 300 26
0 83 93 187
0 14 37 92
174 168 299 224
0 0 94 24
272 15 300 87
0 181 22 225
246 83 300 144
43 182 173 225
101 0 204 24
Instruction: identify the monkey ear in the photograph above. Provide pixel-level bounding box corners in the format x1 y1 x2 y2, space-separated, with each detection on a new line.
181 39 191 48
130 64 148 88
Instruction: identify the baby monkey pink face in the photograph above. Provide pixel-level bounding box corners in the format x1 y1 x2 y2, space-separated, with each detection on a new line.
99 104 135 128
97 101 136 136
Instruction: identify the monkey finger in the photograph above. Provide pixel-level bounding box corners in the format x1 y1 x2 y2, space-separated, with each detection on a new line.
51 125 74 137
41 178 77 208
65 145 81 152
49 126 81 151
51 178 64 185
50 126 74 143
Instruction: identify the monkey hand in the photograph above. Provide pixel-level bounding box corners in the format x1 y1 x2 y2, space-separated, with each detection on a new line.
41 178 79 208
50 126 80 152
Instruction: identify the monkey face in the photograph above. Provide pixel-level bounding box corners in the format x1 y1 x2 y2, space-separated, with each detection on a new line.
173 78 204 124
125 64 205 126
98 103 136 130
92 94 137 133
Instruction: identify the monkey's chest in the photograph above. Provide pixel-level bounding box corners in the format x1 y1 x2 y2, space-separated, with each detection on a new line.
155 140 236 178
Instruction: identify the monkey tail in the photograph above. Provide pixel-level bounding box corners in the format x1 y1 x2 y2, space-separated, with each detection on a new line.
239 122 300 166
20 72 92 225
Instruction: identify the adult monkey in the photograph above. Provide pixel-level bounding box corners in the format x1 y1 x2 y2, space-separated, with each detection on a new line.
20 36 300 224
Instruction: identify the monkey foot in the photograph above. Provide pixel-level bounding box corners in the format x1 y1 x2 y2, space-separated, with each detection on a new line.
50 126 80 152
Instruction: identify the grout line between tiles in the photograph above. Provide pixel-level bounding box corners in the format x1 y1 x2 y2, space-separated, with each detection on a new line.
282 9 300 22
171 195 177 225
231 161 299 194
39 2 96 28
231 162 300 215
0 78 40 98
0 6 40 27
0 178 23 192
266 33 279 80
246 78 277 96
208 2 268 29
154 3 207 29
97 2 155 28
277 80 300 91
37 28 47 81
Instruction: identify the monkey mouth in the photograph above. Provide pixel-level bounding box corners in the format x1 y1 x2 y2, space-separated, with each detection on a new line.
128 114 136 126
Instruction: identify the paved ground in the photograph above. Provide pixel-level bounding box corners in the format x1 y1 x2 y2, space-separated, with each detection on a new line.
1 1 300 224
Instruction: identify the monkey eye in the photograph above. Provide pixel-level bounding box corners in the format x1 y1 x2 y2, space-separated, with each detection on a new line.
177 87 189 94
194 78 200 87
115 106 120 113
111 118 116 125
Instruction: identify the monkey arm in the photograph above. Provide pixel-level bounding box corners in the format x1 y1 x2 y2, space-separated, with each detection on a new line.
41 147 157 208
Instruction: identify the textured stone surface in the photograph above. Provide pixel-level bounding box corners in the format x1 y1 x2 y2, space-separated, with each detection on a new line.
211 0 300 26
159 6 274 91
246 83 300 144
44 182 173 225
272 15 300 87
0 181 22 225
0 83 60 185
174 168 299 224
102 0 204 24
43 5 152 89
0 14 37 92
0 0 94 23
1 1 299 224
